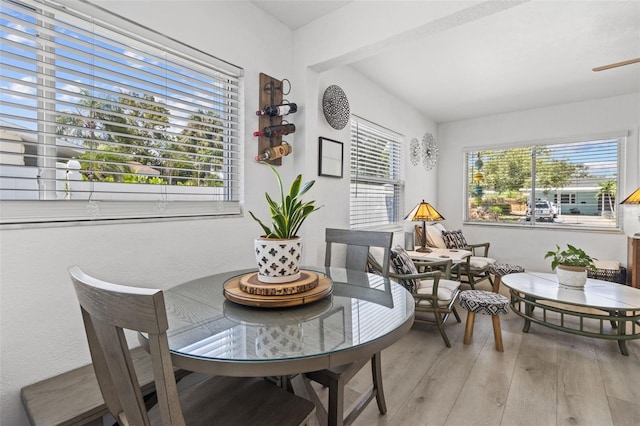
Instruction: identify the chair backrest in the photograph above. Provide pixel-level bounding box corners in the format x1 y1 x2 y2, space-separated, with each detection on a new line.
324 228 393 277
69 266 185 426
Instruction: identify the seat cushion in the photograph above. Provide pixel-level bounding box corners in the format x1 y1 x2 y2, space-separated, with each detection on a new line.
415 278 460 307
459 290 509 315
469 256 496 269
390 246 420 292
441 229 467 249
149 374 316 426
488 263 525 276
593 260 621 270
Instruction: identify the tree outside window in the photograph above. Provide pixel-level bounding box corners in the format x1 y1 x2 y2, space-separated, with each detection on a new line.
465 137 622 229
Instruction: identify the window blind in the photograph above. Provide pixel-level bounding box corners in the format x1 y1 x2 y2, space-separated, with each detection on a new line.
350 117 404 229
0 0 243 224
465 135 624 229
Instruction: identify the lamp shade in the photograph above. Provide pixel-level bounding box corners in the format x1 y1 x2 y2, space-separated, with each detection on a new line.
405 200 445 222
621 187 640 205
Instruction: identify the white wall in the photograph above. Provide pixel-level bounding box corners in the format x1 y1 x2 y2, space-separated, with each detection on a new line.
299 65 438 266
438 93 640 272
3 2 636 424
0 1 293 424
0 2 435 424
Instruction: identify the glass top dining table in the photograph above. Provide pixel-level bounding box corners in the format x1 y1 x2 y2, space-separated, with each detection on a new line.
151 266 415 377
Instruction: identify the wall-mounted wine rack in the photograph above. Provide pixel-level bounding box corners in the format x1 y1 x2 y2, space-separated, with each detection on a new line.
256 73 294 165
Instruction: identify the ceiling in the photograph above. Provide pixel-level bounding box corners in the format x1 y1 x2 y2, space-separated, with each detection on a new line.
251 1 640 123
251 0 352 30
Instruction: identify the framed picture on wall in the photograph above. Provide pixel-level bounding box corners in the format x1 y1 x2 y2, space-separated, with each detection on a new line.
318 137 343 178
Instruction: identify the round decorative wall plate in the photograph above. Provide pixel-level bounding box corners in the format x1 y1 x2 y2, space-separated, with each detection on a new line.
422 133 439 170
322 85 350 130
409 137 420 166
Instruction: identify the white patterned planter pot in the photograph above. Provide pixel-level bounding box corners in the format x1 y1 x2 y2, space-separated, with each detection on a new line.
556 265 587 289
254 237 302 283
256 324 303 357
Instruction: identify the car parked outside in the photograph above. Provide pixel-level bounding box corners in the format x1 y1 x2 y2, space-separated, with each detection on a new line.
526 199 557 222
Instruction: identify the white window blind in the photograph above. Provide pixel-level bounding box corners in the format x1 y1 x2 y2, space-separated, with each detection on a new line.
464 135 624 229
0 0 242 224
350 117 403 229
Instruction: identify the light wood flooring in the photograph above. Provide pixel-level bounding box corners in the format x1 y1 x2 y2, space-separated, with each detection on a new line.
313 280 640 426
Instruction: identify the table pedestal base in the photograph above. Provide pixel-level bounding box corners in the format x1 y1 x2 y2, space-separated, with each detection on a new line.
290 353 386 426
508 290 640 355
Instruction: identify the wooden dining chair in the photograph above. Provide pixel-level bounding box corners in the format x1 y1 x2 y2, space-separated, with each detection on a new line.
68 266 315 426
305 228 393 426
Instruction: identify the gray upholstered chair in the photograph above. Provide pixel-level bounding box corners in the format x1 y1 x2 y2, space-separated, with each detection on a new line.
369 247 461 347
305 228 393 426
69 266 315 426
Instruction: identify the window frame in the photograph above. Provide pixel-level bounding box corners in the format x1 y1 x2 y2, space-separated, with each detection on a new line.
462 132 627 231
349 115 404 230
0 0 244 226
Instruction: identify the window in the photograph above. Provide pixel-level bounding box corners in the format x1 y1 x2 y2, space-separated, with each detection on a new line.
464 135 624 229
350 116 403 229
554 193 576 204
0 0 242 224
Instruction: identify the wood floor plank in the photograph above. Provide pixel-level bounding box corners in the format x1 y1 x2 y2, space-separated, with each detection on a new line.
607 395 640 426
351 325 458 425
330 296 640 426
595 336 640 406
501 328 558 425
444 329 522 426
556 333 613 426
385 333 490 425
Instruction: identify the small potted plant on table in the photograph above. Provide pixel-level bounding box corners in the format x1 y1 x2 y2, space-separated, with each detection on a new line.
249 163 320 283
545 244 596 289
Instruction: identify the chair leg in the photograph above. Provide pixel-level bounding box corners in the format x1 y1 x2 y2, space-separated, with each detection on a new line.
435 309 452 348
452 306 461 323
327 374 345 426
371 353 387 414
467 271 476 290
491 315 504 352
463 311 475 344
492 275 502 293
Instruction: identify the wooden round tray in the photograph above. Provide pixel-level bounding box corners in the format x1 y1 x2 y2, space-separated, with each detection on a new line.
239 271 318 296
224 270 333 308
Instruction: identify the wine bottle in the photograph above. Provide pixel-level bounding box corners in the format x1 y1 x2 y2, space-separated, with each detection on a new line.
253 123 296 138
256 102 298 117
255 142 292 161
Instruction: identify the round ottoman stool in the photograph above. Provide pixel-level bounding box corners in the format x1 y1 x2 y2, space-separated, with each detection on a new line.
459 290 510 352
488 263 525 293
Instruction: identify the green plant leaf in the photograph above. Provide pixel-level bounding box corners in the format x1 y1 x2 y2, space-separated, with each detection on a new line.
289 174 302 199
248 211 273 236
545 243 596 270
249 162 320 239
298 180 315 196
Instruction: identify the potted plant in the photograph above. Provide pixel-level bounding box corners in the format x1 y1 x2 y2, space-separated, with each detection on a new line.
249 163 320 283
544 244 597 289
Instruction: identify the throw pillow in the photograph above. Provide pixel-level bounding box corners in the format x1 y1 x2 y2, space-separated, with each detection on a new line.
441 230 467 249
389 246 420 292
425 225 446 249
